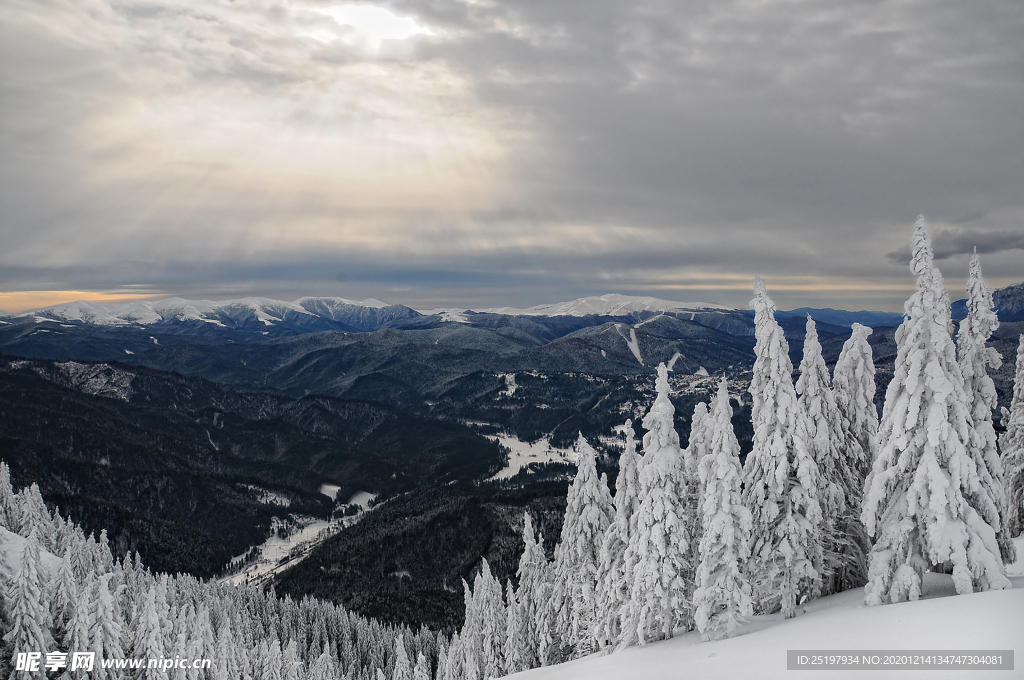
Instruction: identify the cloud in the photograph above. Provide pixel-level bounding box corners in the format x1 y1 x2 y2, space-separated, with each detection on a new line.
887 227 1024 263
1 0 1023 312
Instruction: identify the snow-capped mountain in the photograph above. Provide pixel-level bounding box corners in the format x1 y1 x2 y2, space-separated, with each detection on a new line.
7 296 417 332
952 281 1024 322
475 293 727 317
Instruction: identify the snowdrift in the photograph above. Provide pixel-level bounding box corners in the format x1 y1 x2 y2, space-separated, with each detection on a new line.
510 539 1024 680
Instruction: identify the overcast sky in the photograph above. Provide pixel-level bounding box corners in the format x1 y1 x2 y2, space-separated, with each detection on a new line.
1 0 1022 313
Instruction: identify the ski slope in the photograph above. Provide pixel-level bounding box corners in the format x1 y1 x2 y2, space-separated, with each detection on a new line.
510 538 1024 680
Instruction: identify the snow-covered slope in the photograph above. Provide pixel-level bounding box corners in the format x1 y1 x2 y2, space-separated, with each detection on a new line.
512 540 1024 680
479 294 727 317
0 527 60 580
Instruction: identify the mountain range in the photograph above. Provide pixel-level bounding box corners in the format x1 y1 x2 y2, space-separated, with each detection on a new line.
1 283 1020 629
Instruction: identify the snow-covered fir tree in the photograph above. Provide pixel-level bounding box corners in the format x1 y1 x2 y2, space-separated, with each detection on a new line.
693 378 753 642
957 251 1016 564
0 464 18 538
682 402 710 578
412 651 431 680
1001 334 1024 538
593 420 641 649
458 559 505 679
797 315 858 594
3 529 55 672
862 216 1010 605
502 580 527 675
742 277 823 618
619 363 692 646
392 633 413 680
833 323 878 498
508 513 550 668
550 435 613 657
133 585 167 680
831 323 878 589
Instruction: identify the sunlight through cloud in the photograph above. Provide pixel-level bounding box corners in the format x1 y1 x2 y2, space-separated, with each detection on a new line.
319 4 430 41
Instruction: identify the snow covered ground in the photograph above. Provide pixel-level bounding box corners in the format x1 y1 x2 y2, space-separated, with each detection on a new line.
319 483 342 500
347 490 377 509
510 537 1024 680
219 517 343 587
0 527 59 579
487 433 577 480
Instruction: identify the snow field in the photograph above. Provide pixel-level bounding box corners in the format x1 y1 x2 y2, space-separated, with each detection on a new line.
220 517 342 587
486 433 577 480
511 548 1024 680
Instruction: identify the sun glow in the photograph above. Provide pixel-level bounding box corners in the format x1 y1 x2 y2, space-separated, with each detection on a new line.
0 291 161 314
319 5 430 41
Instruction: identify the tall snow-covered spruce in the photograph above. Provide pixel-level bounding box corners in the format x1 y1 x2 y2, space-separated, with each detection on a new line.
693 378 753 641
796 315 850 594
1002 334 1024 538
742 277 823 618
833 324 878 497
509 513 551 668
862 216 1009 605
550 434 613 657
831 322 878 588
619 363 691 646
593 421 641 649
957 251 1016 564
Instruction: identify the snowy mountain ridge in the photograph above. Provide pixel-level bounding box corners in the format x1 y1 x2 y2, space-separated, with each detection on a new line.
6 280 1023 328
9 296 392 327
475 293 728 317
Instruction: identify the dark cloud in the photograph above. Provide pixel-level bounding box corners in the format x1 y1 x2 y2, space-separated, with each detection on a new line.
888 228 1024 263
1 0 1022 312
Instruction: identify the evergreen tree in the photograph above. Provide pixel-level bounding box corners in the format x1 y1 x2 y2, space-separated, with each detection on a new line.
0 462 17 532
682 402 710 581
693 378 753 641
51 547 78 642
412 651 431 680
502 580 525 675
88 575 125 680
550 435 613 656
392 633 413 680
308 643 336 680
742 277 823 618
593 421 640 649
511 513 550 668
832 322 879 586
458 560 505 679
188 606 216 680
62 577 95 674
797 315 855 593
958 252 1016 564
688 402 711 471
863 217 1010 605
1001 334 1024 538
834 323 879 483
214 618 239 680
133 586 168 680
3 530 54 676
16 484 54 550
620 363 691 646
281 639 303 680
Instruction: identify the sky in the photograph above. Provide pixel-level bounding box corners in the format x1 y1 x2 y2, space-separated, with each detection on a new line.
1 0 1022 313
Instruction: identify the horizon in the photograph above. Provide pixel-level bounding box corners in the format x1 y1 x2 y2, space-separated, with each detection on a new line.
2 279 1018 317
2 2 1022 315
